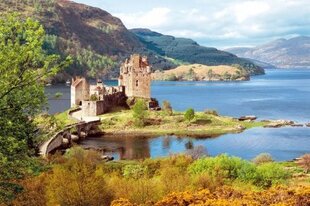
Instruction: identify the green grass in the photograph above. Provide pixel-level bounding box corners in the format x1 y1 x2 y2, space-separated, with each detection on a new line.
54 110 78 126
99 110 268 136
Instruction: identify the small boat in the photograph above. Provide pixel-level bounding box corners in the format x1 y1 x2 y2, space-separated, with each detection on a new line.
66 80 70 86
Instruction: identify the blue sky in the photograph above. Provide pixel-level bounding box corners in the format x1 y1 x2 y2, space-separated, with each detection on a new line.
73 0 310 48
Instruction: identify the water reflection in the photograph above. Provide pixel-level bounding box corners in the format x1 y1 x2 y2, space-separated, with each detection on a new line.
81 135 151 160
81 127 310 161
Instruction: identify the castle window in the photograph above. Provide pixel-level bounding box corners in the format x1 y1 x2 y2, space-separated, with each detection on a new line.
136 80 139 87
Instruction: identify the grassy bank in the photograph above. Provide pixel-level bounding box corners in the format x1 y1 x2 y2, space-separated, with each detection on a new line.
99 109 266 136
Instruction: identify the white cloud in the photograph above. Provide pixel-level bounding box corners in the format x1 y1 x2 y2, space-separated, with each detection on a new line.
116 7 171 29
74 0 310 48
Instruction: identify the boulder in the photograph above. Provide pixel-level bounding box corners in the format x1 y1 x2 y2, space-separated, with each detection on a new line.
62 138 70 146
79 131 87 139
71 134 79 142
264 120 295 128
101 155 114 162
236 125 246 130
238 115 257 121
291 124 304 127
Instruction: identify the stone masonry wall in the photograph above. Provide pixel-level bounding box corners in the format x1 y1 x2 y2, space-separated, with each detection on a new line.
82 91 127 116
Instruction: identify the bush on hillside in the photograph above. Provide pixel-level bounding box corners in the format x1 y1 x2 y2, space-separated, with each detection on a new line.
252 153 274 165
188 154 289 188
132 100 148 127
297 154 310 173
204 109 219 116
255 162 290 188
162 100 173 116
184 108 195 121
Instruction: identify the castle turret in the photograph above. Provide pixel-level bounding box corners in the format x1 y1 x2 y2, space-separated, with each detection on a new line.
118 54 152 99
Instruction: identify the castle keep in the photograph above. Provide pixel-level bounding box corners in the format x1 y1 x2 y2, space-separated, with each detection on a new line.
119 54 151 99
71 54 156 116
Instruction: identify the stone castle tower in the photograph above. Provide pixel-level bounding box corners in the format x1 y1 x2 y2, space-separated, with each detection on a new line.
71 77 90 107
118 54 152 99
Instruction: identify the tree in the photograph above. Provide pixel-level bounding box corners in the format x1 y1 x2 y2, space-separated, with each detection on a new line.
0 13 70 202
162 100 173 116
252 153 273 165
297 154 310 173
184 108 195 121
46 147 113 206
90 94 99 101
132 100 148 127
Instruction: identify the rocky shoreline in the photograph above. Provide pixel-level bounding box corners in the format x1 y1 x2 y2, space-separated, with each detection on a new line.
238 115 310 128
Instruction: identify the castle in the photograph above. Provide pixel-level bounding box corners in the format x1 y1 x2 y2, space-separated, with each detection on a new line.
71 54 158 116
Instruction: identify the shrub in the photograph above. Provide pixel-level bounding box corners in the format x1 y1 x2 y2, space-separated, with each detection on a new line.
46 148 113 206
186 145 208 160
132 99 148 127
255 162 290 188
54 92 63 99
204 109 219 116
162 100 173 115
252 153 274 165
192 172 221 191
184 108 195 121
123 164 148 179
11 174 47 206
90 94 99 101
160 167 190 194
165 74 178 81
188 154 257 183
108 176 160 204
297 154 310 172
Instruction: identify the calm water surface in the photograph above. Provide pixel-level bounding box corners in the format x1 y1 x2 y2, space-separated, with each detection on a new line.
46 69 310 161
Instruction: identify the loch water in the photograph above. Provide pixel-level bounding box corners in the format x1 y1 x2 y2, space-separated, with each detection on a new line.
46 69 310 161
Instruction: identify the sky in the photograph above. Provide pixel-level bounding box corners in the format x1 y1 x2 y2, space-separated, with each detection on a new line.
73 0 310 48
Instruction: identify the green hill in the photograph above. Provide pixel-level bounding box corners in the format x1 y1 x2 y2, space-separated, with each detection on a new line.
131 29 264 75
0 0 264 81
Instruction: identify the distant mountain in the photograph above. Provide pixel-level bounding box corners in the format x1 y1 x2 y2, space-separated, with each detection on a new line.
0 0 264 81
226 36 310 68
131 29 264 75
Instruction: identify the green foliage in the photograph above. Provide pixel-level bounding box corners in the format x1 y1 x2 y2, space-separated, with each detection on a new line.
184 108 195 121
162 100 173 115
75 48 116 78
223 71 231 80
123 164 148 179
188 154 289 188
54 92 63 99
165 74 178 81
252 153 274 165
46 147 113 206
90 94 99 101
0 13 70 203
204 109 219 116
132 99 148 127
185 68 197 80
255 162 290 188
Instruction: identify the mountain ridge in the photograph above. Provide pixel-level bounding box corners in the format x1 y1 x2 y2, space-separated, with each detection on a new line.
0 0 264 81
131 28 264 75
226 36 310 69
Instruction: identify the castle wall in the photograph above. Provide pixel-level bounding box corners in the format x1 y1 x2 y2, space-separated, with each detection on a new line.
71 78 90 107
71 84 83 106
82 91 127 116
